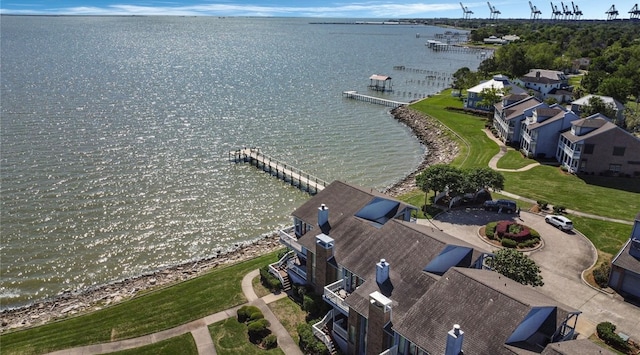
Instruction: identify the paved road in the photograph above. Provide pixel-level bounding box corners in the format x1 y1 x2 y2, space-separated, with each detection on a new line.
419 209 640 341
47 270 301 355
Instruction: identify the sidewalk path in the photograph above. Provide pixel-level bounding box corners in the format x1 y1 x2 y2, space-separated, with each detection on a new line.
48 270 300 355
484 129 540 172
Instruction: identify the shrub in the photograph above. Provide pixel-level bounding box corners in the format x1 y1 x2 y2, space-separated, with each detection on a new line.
262 334 278 349
247 318 271 342
249 311 264 321
237 305 261 323
501 238 517 248
537 200 548 210
297 323 329 355
259 266 282 291
277 249 289 260
596 322 630 352
553 205 566 214
496 221 531 241
485 222 498 239
593 262 611 288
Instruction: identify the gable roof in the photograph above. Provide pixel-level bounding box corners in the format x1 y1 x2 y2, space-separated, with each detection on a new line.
394 268 578 355
500 97 544 121
468 76 528 95
561 116 618 144
571 94 624 111
523 69 567 82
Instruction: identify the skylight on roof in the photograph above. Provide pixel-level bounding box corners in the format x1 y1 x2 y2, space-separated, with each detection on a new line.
423 245 473 275
354 197 400 227
506 307 557 345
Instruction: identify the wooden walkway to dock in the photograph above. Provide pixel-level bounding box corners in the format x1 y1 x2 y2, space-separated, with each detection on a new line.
342 91 408 107
229 148 327 194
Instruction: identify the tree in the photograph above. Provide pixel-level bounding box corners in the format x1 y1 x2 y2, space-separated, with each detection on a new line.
464 167 504 193
416 164 465 198
580 96 618 121
598 77 632 104
452 67 479 91
478 86 505 111
488 248 544 287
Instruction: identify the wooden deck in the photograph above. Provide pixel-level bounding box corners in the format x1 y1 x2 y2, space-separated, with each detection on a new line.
229 148 327 194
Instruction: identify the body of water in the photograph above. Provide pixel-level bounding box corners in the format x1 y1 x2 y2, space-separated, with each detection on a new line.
0 16 485 309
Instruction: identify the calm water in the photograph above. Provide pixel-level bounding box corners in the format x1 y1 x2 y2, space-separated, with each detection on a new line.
0 16 484 309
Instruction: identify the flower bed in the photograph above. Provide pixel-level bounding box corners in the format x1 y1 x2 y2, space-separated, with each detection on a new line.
495 220 531 242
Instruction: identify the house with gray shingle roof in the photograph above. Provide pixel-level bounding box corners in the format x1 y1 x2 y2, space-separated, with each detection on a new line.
273 181 589 355
609 212 640 301
570 95 625 125
493 95 544 144
556 114 640 175
520 105 579 159
516 69 570 101
465 75 527 111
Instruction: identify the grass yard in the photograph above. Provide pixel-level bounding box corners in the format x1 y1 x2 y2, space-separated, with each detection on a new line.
1 251 280 355
503 166 640 221
208 318 284 355
568 215 633 256
110 333 198 355
268 297 308 344
410 91 499 169
496 149 538 170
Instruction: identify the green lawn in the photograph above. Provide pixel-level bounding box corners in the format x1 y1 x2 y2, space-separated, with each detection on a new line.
208 318 284 355
496 149 538 170
410 92 499 169
268 297 308 345
409 90 640 222
503 166 639 221
1 251 280 355
110 333 198 355
569 215 633 256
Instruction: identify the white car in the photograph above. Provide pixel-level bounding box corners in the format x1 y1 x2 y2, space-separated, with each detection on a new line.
545 215 573 231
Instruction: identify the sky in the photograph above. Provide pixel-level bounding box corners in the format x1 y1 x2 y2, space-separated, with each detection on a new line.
0 0 637 20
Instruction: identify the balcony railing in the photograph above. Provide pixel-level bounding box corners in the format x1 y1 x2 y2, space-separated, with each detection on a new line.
380 345 398 355
313 310 333 349
333 319 348 341
278 226 302 253
287 257 307 280
561 143 580 159
324 280 350 314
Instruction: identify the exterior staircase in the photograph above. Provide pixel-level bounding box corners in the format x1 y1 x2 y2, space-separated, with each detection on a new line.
322 324 339 355
278 268 292 291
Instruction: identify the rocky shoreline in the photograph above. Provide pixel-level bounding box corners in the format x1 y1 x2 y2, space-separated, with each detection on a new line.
1 104 457 333
384 105 458 197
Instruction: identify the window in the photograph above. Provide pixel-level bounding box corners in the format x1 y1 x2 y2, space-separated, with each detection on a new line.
583 144 595 154
613 146 626 156
609 164 622 173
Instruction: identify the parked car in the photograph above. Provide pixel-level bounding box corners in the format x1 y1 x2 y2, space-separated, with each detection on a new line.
545 215 573 231
483 199 517 213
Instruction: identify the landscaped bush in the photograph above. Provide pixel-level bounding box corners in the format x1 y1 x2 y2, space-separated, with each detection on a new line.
297 322 329 355
259 266 282 291
496 221 531 241
537 200 548 210
486 222 498 239
262 334 278 349
593 262 611 288
596 321 630 352
303 294 329 318
237 305 261 323
553 205 566 214
501 238 517 248
247 318 271 343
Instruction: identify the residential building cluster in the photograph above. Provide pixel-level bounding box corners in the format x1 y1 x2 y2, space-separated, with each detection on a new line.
465 70 640 176
270 181 617 355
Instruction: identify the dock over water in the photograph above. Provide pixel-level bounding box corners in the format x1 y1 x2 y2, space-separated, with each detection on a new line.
342 91 408 107
229 148 327 194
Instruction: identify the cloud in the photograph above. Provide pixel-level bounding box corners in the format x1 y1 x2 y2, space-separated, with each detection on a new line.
0 2 463 17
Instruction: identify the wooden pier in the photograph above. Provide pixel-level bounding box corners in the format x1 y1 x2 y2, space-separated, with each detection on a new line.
229 148 327 194
342 91 408 107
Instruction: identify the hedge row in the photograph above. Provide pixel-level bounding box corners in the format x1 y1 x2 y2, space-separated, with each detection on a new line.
596 321 629 352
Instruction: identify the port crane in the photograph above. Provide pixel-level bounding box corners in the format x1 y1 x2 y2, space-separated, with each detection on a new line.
487 2 501 20
572 2 583 19
561 2 573 19
550 2 563 19
606 4 619 20
460 2 473 19
630 4 640 19
529 1 542 19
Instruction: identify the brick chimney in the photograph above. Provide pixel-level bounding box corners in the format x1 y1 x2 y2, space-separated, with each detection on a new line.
445 324 464 355
366 291 393 355
313 233 335 294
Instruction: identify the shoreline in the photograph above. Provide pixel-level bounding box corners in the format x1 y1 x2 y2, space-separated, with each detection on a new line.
1 104 456 333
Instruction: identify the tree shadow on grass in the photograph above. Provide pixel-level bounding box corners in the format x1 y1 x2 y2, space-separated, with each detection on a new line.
577 174 640 194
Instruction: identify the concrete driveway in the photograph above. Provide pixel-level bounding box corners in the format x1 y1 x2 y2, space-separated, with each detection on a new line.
417 209 640 341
